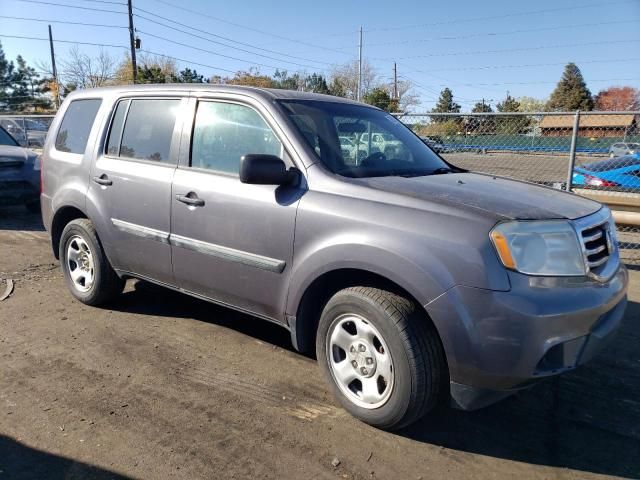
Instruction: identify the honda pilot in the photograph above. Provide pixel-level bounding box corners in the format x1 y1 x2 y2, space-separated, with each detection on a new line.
41 85 628 430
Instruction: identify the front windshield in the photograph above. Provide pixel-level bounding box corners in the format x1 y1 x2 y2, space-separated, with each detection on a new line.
279 100 451 178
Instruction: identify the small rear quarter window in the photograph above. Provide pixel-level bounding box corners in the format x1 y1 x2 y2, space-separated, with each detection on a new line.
55 99 102 154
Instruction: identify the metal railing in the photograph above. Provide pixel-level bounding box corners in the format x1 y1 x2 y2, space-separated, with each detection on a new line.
396 111 640 264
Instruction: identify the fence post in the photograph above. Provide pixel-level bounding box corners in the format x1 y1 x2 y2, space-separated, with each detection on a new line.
565 109 580 192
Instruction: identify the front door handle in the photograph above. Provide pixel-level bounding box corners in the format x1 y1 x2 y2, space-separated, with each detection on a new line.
92 175 112 186
176 193 205 207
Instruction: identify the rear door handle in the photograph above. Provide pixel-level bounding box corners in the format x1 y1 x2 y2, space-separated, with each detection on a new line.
176 194 205 207
92 175 112 186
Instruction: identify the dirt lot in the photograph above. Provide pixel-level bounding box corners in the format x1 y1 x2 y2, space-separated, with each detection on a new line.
1 207 639 480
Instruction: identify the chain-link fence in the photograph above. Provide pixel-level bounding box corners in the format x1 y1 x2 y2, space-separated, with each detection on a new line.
396 111 640 264
0 115 55 149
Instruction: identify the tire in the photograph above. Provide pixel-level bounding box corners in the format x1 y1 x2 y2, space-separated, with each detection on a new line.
59 218 124 306
316 287 445 430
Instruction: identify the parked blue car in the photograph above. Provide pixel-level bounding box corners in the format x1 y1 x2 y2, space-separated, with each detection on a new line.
573 154 640 190
0 125 41 212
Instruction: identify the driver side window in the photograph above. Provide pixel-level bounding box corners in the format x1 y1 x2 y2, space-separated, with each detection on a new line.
191 101 283 175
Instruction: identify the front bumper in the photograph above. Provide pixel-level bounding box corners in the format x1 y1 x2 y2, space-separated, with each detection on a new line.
425 265 628 410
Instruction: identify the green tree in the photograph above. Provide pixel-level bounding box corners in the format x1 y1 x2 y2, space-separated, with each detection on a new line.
546 63 593 111
304 73 330 94
496 94 529 133
174 68 204 83
432 88 461 114
496 94 520 112
328 77 346 97
468 101 494 134
0 41 14 110
137 65 167 84
272 69 301 90
471 101 493 113
363 87 398 112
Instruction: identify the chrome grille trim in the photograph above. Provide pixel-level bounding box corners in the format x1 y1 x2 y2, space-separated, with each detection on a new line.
572 207 619 282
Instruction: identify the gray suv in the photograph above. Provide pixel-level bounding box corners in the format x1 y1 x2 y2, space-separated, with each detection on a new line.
41 85 628 430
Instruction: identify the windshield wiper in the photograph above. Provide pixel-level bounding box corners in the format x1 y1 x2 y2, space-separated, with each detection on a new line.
430 167 453 175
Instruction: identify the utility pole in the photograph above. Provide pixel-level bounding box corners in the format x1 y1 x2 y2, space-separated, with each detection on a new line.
127 0 137 84
47 24 60 108
393 62 398 99
357 26 362 101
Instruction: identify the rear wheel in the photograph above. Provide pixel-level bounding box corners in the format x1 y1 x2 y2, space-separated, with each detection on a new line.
59 218 124 306
316 287 445 430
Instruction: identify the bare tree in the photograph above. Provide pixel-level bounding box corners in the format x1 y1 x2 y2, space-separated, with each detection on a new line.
59 46 116 88
330 59 378 100
396 79 420 111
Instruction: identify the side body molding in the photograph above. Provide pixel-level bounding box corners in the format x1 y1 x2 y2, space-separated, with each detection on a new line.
110 218 286 274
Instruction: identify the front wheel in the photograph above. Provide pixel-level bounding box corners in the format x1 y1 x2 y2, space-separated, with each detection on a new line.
59 218 124 306
316 287 446 430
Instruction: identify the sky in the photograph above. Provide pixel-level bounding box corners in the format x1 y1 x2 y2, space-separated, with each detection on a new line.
1 0 639 111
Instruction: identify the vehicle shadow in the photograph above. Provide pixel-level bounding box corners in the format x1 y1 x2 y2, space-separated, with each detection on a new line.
109 281 640 478
0 206 44 231
401 299 640 479
109 279 295 351
0 434 132 480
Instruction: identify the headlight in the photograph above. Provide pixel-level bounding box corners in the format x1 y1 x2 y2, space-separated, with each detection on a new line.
33 155 41 171
490 220 586 276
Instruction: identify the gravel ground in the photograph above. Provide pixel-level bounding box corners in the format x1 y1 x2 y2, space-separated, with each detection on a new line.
1 207 639 480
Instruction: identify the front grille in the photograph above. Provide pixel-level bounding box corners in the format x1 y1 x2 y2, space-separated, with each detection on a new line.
580 221 610 271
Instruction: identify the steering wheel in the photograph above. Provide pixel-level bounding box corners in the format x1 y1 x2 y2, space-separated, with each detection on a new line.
360 151 387 167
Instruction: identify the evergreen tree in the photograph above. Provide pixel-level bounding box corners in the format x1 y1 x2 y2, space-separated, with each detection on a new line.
432 88 461 114
362 87 398 112
496 93 529 133
304 73 330 94
0 41 13 110
546 63 593 111
173 68 204 83
431 88 461 123
496 94 520 112
328 77 346 97
471 101 493 113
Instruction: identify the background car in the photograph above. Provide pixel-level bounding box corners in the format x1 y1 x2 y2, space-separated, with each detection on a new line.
0 125 41 212
420 136 445 153
609 142 639 158
0 117 48 148
573 154 640 190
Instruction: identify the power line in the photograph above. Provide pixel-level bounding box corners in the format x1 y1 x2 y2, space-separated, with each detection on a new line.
387 39 640 61
145 0 352 56
0 33 129 50
424 57 640 73
134 13 331 69
75 0 126 5
355 20 638 48
0 15 127 29
138 49 237 74
137 30 324 72
10 0 127 14
364 0 636 32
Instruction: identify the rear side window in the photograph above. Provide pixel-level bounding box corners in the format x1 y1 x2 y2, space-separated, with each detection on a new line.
117 99 180 163
191 101 282 174
55 99 102 154
106 100 128 156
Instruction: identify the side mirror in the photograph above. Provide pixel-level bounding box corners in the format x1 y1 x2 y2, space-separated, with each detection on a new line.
240 154 296 185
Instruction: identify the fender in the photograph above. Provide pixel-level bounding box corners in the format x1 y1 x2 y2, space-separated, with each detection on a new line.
286 239 456 318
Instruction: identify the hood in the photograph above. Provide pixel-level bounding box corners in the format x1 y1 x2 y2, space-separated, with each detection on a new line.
351 172 601 220
0 145 35 164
